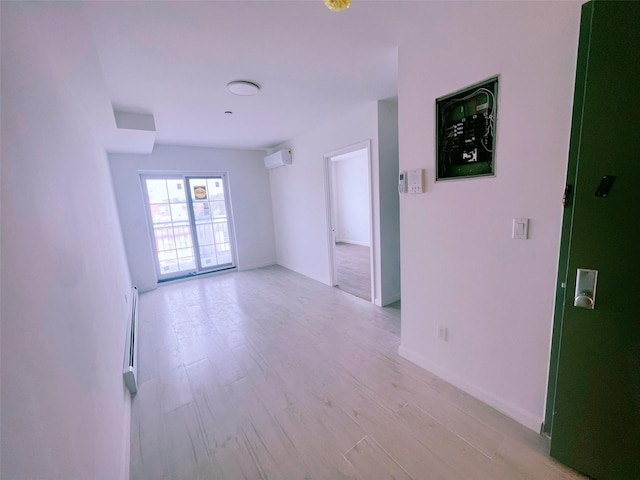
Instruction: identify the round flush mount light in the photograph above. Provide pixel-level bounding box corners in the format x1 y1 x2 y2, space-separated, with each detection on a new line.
226 80 260 96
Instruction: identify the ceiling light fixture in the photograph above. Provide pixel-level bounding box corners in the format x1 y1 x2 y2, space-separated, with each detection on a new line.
324 0 350 12
226 80 260 96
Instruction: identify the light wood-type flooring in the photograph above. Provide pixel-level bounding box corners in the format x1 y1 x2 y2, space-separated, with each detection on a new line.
130 265 584 480
334 242 371 301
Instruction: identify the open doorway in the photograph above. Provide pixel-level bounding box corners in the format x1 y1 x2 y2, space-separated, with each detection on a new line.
325 142 374 302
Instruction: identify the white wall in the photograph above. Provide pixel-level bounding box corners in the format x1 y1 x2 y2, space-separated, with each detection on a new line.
333 150 370 246
270 100 401 307
269 102 381 293
398 2 581 431
109 145 276 292
1 3 133 478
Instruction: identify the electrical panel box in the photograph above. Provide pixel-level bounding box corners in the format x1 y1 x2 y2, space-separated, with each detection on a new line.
436 77 498 181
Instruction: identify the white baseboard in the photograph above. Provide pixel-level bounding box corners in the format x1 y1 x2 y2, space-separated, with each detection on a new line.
398 344 542 432
381 292 401 306
237 260 277 271
275 261 331 287
335 239 370 247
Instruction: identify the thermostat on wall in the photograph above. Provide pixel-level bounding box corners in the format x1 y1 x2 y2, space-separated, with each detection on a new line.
408 169 425 194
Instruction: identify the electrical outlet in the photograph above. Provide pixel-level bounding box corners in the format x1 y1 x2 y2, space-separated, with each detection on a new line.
437 325 448 341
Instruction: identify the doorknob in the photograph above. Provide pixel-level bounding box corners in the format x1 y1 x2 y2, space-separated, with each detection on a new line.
574 291 594 308
573 268 598 309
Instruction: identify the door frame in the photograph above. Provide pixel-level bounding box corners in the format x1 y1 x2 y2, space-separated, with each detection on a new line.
139 171 238 283
544 3 640 476
323 140 375 303
542 0 592 436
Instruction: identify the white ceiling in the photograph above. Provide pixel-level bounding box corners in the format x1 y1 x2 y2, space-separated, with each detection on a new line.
30 1 461 152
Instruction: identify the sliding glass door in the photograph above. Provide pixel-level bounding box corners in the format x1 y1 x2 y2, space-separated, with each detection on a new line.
142 174 236 281
187 177 233 269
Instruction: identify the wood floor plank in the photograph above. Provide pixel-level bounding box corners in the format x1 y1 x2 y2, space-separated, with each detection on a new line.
393 354 539 441
129 379 171 480
164 402 215 480
322 334 507 459
324 377 458 480
135 326 158 384
405 387 505 458
394 403 517 480
189 386 238 450
230 344 298 415
156 345 193 413
344 436 413 480
130 266 583 480
202 337 245 388
209 435 268 480
493 436 580 480
272 402 359 479
177 334 210 367
335 242 371 301
237 414 314 480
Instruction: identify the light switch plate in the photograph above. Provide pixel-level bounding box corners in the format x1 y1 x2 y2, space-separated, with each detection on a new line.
512 218 529 239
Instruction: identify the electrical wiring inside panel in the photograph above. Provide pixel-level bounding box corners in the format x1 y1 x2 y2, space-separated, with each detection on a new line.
436 78 498 180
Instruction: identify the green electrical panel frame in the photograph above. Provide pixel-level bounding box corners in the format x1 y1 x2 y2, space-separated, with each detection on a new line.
436 76 498 181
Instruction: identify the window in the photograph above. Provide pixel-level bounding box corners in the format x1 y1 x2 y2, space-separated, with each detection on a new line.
141 174 236 281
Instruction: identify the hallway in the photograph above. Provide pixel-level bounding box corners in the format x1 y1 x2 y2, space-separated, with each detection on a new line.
130 266 582 479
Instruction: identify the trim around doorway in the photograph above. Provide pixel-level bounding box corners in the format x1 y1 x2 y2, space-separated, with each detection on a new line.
323 140 376 304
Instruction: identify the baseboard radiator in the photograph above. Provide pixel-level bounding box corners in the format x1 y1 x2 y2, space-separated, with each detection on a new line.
123 286 139 395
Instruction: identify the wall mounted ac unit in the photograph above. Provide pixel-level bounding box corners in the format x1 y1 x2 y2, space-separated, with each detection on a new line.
264 149 292 169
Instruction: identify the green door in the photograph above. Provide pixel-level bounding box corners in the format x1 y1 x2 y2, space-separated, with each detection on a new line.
548 2 640 479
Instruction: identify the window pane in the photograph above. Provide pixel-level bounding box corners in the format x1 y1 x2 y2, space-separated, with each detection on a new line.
200 245 217 268
216 244 232 264
144 176 203 279
150 204 172 224
196 224 214 246
178 258 195 271
146 179 169 204
213 222 229 244
154 227 175 251
207 178 225 200
172 225 192 248
210 201 226 219
170 203 189 223
159 259 179 274
192 202 211 222
166 179 186 203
